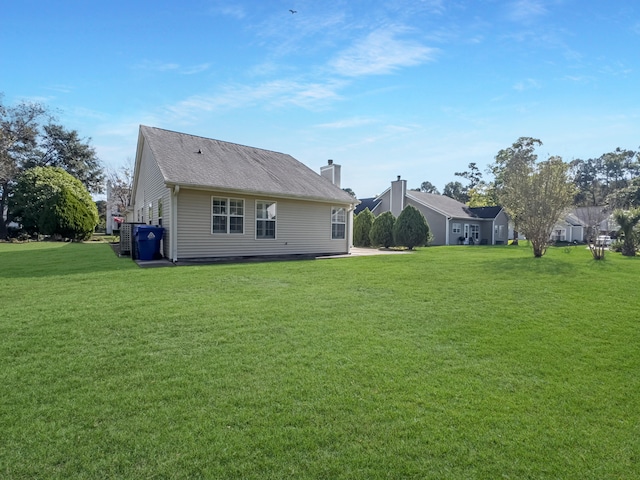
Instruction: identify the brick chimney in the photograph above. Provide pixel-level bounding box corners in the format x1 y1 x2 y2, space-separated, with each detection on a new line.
320 159 341 188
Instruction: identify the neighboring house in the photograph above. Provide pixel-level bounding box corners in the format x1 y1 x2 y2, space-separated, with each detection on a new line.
550 206 617 243
105 180 122 235
354 197 381 215
127 125 358 262
550 212 585 243
367 176 509 246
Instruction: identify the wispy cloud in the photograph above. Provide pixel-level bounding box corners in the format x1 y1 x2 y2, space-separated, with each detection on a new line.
45 84 74 94
315 117 378 129
599 61 633 77
507 0 548 23
513 78 541 91
180 63 211 75
163 78 347 121
134 61 211 75
135 61 180 72
330 26 438 77
208 2 246 20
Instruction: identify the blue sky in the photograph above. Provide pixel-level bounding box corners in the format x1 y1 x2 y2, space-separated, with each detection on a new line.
2 0 639 198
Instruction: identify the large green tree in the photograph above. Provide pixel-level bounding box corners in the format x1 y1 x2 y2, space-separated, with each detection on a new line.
393 205 430 250
10 166 98 239
0 95 104 239
442 181 468 203
0 98 48 238
571 148 639 207
25 124 104 194
494 138 575 257
412 181 440 194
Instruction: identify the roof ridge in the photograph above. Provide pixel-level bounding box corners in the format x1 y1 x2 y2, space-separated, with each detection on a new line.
140 125 290 157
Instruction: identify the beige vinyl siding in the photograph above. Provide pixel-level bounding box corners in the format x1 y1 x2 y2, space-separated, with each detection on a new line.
133 140 172 258
176 189 350 259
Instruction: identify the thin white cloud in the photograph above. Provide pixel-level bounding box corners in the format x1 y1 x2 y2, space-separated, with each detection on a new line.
134 61 211 75
507 0 548 23
164 78 347 121
513 78 541 91
209 3 246 20
135 61 180 72
315 117 378 129
45 84 74 94
330 27 438 77
180 63 211 75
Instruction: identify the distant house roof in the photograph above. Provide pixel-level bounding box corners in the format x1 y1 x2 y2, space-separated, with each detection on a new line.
468 206 503 219
138 125 356 204
407 191 502 220
354 197 381 215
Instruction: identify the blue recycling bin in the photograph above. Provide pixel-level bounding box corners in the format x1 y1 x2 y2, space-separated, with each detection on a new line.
134 225 164 260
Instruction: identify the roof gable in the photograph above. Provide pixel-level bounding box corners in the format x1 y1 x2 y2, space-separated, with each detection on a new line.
354 197 381 215
407 191 502 219
138 125 355 204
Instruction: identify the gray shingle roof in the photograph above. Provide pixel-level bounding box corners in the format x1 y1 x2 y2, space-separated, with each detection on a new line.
407 191 502 219
468 206 503 219
140 125 355 204
354 197 381 215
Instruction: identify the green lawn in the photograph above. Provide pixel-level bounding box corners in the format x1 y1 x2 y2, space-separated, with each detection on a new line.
1 242 638 479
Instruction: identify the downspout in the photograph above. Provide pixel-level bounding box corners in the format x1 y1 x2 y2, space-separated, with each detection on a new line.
491 219 495 245
171 185 179 262
445 217 450 245
347 204 355 254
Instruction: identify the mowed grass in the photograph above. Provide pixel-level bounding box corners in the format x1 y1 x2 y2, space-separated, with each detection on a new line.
0 242 638 479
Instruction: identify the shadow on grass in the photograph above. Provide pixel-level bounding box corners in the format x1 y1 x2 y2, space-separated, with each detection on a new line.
0 242 135 278
480 246 622 278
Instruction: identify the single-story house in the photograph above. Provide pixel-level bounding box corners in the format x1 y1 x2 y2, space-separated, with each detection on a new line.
550 211 585 243
550 206 618 243
359 176 510 246
128 125 358 262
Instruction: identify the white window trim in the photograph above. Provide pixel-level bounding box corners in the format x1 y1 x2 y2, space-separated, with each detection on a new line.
211 196 245 235
470 224 480 241
452 223 461 234
255 200 277 240
331 206 347 240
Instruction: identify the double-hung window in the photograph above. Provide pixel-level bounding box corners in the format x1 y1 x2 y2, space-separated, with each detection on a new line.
452 223 461 234
212 197 244 234
331 207 346 239
256 201 276 239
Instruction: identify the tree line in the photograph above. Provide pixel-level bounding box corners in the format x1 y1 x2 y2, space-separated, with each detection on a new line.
358 137 640 258
414 145 640 211
1 96 104 240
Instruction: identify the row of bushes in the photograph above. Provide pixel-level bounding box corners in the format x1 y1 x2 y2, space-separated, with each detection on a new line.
354 205 432 250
